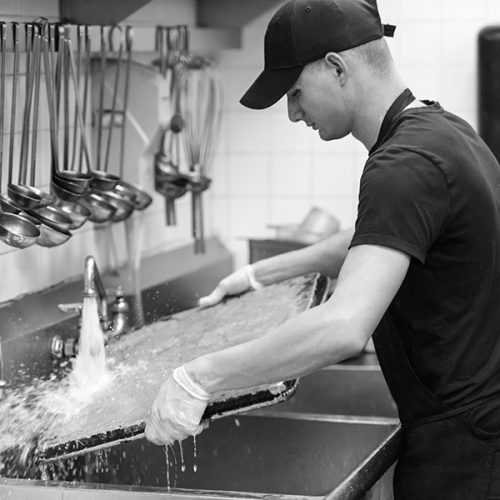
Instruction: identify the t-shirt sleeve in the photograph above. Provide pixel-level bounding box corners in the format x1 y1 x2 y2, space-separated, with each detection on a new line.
350 147 451 263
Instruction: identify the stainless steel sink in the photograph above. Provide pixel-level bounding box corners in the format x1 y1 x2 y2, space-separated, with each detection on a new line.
262 363 397 418
40 411 399 498
0 362 401 500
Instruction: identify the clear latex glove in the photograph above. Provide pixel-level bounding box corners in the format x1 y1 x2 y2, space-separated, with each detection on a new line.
198 264 263 308
145 365 210 446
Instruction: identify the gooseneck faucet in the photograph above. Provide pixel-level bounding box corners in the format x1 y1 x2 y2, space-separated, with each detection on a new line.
51 255 131 359
84 255 110 330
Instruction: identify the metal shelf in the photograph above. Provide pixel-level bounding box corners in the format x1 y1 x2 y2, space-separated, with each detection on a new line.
0 23 241 53
55 0 282 52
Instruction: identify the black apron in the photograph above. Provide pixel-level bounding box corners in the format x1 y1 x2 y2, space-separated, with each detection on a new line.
372 90 500 500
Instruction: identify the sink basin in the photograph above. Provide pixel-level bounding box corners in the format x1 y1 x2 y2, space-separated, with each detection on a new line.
262 364 397 418
37 412 400 498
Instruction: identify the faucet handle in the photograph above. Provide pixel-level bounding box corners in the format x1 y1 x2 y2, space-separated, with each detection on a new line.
58 302 83 313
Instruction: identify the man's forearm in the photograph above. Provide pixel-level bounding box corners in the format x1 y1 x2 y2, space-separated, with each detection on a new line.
185 300 364 394
253 227 354 286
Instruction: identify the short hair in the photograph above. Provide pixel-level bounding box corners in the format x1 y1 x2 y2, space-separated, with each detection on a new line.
306 37 394 80
341 37 394 78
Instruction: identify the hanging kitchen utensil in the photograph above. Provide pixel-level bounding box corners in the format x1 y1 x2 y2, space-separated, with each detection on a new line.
18 23 54 209
77 25 91 174
93 25 136 223
40 24 88 229
68 27 113 224
55 198 91 230
69 24 83 172
82 25 133 223
6 22 43 211
180 53 223 253
89 25 120 192
27 204 72 232
21 24 74 247
29 23 54 202
154 25 190 225
0 22 40 248
102 25 123 178
52 26 117 227
81 192 117 223
0 22 19 216
49 26 92 198
114 26 152 211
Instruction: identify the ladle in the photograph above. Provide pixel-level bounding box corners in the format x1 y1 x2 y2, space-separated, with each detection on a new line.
18 26 75 247
27 204 73 232
0 212 40 248
36 218 72 247
49 26 92 193
22 24 80 229
81 192 117 224
115 180 152 211
104 26 152 212
97 190 135 223
0 23 16 214
19 25 53 209
69 25 83 172
66 26 121 195
0 22 40 248
76 25 91 175
88 25 120 192
55 199 91 229
18 211 41 227
6 22 42 211
42 28 87 211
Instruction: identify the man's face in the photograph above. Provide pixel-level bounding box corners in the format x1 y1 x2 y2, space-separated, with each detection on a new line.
286 58 352 141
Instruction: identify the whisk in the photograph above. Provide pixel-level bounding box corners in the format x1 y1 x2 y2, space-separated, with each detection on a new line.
180 55 222 253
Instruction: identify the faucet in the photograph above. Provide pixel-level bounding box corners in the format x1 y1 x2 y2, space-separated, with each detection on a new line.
51 255 130 359
84 255 111 331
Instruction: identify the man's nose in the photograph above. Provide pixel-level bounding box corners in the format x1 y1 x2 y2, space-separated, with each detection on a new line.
287 98 302 123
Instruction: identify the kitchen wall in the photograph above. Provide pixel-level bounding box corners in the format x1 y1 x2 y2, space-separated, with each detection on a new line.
0 0 198 303
209 0 500 268
0 0 499 303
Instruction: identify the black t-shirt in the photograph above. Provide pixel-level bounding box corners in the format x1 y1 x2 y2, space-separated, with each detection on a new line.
351 101 500 431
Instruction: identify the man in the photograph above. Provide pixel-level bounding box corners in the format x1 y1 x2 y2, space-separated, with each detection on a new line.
145 0 500 497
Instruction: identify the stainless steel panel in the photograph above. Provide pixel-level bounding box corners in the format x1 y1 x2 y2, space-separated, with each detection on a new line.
44 413 398 497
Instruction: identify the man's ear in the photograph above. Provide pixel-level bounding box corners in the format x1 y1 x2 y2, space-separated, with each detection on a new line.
324 52 348 83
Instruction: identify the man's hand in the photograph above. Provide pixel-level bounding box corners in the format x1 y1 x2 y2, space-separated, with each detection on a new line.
198 265 263 308
145 365 211 446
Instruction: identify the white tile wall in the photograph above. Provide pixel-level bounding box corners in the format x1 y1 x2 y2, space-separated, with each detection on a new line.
1 0 500 301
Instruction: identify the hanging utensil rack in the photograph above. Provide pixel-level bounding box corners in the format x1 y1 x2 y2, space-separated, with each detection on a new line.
0 20 225 253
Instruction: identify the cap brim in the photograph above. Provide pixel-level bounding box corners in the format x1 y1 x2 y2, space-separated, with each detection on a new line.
240 66 304 110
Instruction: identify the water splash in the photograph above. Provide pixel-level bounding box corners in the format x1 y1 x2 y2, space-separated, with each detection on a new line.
49 296 113 422
0 295 116 475
165 445 170 488
72 296 108 388
193 435 198 472
178 440 185 472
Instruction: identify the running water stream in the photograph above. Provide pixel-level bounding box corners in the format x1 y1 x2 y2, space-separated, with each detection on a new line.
72 295 109 389
0 295 115 476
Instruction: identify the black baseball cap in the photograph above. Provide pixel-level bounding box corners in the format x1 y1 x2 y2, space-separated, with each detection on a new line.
240 0 396 110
